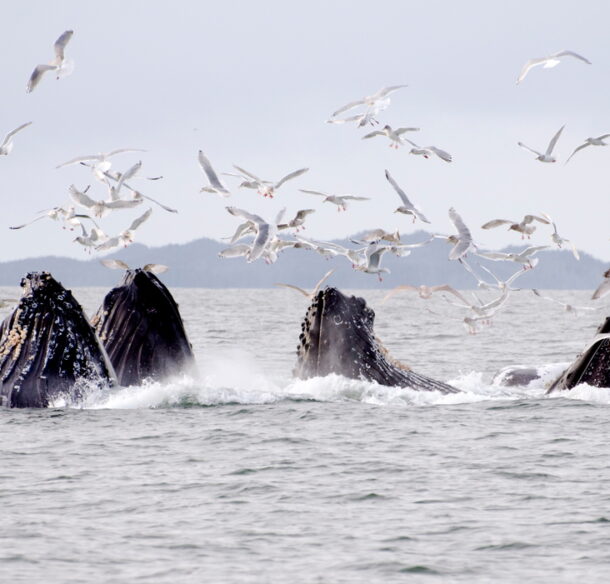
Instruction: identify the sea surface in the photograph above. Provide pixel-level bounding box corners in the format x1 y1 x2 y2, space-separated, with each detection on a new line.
1 287 610 583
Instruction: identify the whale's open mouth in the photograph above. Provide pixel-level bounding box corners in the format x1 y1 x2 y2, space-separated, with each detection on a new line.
294 287 458 393
549 316 610 391
93 268 195 386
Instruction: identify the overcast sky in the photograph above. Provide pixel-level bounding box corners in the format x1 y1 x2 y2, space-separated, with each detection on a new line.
1 0 609 262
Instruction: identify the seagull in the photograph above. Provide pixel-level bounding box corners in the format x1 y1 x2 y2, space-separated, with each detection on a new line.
69 184 142 218
198 150 230 197
565 134 610 164
77 162 176 214
481 214 550 238
225 206 285 262
531 289 598 316
277 209 315 231
518 125 565 163
460 260 527 291
354 242 391 281
384 169 430 223
96 208 153 251
74 224 108 250
294 235 363 264
218 243 252 259
0 122 32 156
361 228 401 243
330 85 407 118
362 125 420 148
326 107 383 127
437 208 476 260
56 148 146 171
228 166 308 198
274 269 336 299
516 50 592 84
592 268 610 300
477 245 549 269
10 206 69 230
404 139 452 162
299 189 370 212
383 283 472 304
27 30 74 93
540 213 579 259
100 259 168 273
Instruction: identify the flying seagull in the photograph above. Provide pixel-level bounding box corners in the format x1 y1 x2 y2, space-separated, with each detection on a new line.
384 169 430 223
517 50 591 84
27 30 74 93
198 150 230 197
518 125 565 163
0 122 32 156
565 134 610 164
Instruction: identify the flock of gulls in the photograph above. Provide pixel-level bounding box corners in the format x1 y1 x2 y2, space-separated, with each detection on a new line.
3 32 610 334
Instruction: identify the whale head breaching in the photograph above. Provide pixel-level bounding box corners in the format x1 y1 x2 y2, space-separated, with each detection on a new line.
0 272 116 408
548 316 610 391
92 266 196 386
293 287 458 393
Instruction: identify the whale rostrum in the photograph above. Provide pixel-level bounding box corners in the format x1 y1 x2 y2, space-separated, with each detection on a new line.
92 267 195 386
294 287 459 393
0 272 116 408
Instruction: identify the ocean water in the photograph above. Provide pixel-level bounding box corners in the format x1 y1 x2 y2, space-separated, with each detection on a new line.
1 287 610 583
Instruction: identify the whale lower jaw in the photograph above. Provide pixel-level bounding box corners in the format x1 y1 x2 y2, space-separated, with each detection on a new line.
294 287 458 394
549 316 610 391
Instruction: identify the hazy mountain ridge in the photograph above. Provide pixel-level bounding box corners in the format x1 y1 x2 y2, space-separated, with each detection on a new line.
0 231 604 290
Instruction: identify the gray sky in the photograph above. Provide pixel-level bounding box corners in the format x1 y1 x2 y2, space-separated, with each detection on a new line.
2 0 609 261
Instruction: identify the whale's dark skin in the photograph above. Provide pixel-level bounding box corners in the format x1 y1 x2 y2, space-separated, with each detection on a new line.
294 287 459 393
0 272 116 408
548 316 610 391
92 268 195 386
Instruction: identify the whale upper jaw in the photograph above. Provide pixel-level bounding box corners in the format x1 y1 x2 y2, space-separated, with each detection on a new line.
294 287 459 394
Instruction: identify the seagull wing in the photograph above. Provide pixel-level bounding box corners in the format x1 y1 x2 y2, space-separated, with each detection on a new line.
552 50 592 64
545 125 565 156
106 148 146 158
592 277 610 300
331 98 366 118
198 150 229 193
374 85 408 99
57 154 102 168
114 161 142 197
132 191 177 214
361 130 384 139
274 283 311 297
430 284 472 305
384 169 411 208
382 285 418 303
516 58 547 84
312 269 335 296
481 219 512 229
520 245 550 258
226 206 266 226
476 250 510 261
299 189 329 197
233 165 265 183
429 146 452 162
143 264 168 274
341 196 370 201
564 142 590 164
9 214 48 230
54 30 74 61
27 64 56 93
394 127 420 135
518 142 542 157
69 184 98 208
105 199 142 210
100 259 131 270
128 208 152 231
523 214 550 225
2 122 33 147
274 167 309 189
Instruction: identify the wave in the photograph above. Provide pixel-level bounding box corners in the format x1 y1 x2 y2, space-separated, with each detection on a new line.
47 355 610 410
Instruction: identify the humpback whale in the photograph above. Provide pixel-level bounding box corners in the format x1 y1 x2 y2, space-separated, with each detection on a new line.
548 316 610 391
0 272 115 408
92 266 195 386
294 287 459 393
